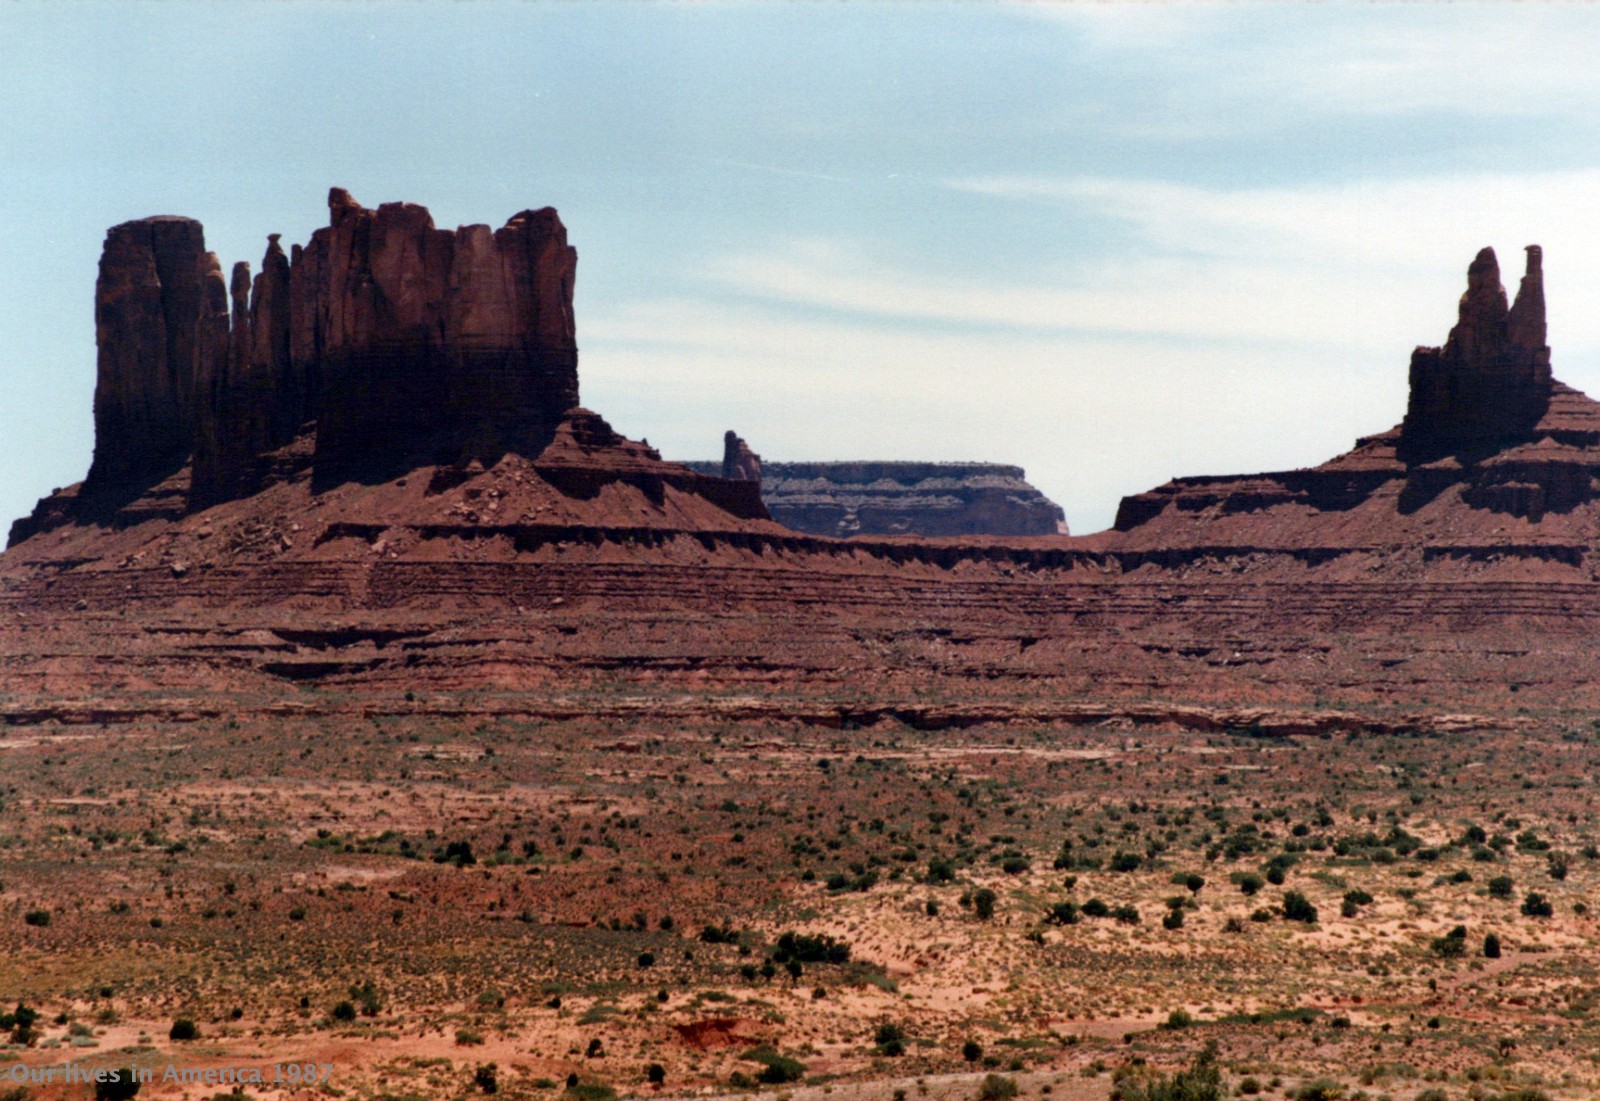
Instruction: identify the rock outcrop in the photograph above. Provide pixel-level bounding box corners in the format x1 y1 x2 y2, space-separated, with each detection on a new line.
687 456 1068 537
19 233 1600 725
85 217 214 501
1114 243 1596 534
1399 246 1552 463
721 431 762 483
15 190 735 546
302 190 579 484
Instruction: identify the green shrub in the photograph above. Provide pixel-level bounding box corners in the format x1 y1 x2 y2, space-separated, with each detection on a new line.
562 1084 618 1101
773 931 850 964
973 889 997 921
1487 875 1514 898
745 1047 806 1084
169 1017 199 1041
1521 892 1553 918
22 910 49 927
1111 1045 1225 1101
1293 1080 1345 1101
1283 891 1318 924
475 1062 499 1094
978 1074 1019 1101
1484 932 1502 958
1045 901 1080 925
95 1069 142 1100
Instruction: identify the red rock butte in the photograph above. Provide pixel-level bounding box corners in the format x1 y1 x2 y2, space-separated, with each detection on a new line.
5 200 1600 731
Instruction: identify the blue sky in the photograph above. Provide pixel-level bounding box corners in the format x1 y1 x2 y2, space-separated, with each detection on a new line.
7 3 1600 534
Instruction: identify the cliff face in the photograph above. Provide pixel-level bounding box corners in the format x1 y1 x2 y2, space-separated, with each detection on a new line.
302 191 579 485
16 236 1600 721
8 189 768 548
86 217 215 500
687 457 1069 537
1399 246 1551 463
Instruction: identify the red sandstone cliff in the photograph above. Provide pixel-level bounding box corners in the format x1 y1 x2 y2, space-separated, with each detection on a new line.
11 189 763 547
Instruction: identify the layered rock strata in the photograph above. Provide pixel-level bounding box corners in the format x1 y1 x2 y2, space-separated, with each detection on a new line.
688 457 1069 537
16 235 1600 724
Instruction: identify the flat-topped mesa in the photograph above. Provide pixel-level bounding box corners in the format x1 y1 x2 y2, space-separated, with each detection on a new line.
84 217 214 501
1399 245 1552 463
302 189 579 484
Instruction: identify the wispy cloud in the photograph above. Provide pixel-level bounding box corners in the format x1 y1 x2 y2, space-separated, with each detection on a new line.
589 164 1600 532
1021 5 1600 140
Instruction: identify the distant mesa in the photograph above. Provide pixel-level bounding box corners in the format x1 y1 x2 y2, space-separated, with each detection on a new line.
688 440 1069 538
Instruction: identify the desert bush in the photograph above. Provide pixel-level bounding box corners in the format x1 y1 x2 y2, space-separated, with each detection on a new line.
562 1084 617 1101
331 1000 357 1022
1111 1045 1224 1101
1234 872 1264 896
475 1063 499 1094
646 1064 666 1084
1283 891 1318 924
745 1047 806 1084
973 889 997 921
169 1017 199 1041
1431 926 1467 958
1045 901 1080 925
1294 1080 1345 1101
436 840 477 867
1484 933 1502 958
963 1040 983 1062
978 1074 1019 1101
23 910 49 927
874 1021 907 1056
774 931 850 964
0 1003 39 1046
1487 875 1514 898
1521 892 1554 918
95 1069 141 1100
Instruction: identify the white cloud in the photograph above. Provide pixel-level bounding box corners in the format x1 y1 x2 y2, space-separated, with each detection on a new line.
1022 4 1600 137
942 169 1600 362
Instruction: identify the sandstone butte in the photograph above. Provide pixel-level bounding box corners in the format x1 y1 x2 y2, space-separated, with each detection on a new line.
4 193 1600 732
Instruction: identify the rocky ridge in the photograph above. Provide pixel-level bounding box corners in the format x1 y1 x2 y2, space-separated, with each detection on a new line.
8 221 1600 722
